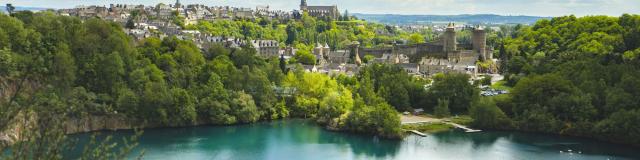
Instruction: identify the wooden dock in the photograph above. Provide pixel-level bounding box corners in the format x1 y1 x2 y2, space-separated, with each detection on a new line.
445 122 482 133
405 130 427 137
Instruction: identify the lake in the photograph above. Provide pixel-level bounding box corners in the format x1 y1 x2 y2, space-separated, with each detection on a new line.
68 119 640 160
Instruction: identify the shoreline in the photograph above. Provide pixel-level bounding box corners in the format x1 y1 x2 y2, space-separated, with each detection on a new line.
4 114 638 149
399 115 640 148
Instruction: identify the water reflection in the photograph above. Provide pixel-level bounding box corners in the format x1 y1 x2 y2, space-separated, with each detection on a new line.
431 130 501 148
65 120 640 160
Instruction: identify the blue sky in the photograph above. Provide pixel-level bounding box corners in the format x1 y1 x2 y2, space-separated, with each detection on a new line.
1 0 638 17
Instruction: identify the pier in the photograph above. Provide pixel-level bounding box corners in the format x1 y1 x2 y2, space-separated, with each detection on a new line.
405 130 427 137
445 122 482 133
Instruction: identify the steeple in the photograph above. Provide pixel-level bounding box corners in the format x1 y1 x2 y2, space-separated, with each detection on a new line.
300 0 308 11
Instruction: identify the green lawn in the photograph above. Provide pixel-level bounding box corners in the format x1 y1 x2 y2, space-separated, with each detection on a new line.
491 80 512 91
449 115 474 126
402 122 454 133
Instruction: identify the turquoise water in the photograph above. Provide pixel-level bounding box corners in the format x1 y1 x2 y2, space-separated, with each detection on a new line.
68 120 640 160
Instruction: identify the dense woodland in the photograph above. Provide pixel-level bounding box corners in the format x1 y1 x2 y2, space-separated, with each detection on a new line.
1 10 640 159
480 14 640 145
0 11 413 158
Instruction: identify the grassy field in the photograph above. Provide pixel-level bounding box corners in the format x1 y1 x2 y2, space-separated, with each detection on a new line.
491 80 512 91
402 122 454 133
449 115 474 126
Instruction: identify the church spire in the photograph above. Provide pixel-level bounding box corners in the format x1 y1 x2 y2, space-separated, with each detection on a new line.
300 0 308 11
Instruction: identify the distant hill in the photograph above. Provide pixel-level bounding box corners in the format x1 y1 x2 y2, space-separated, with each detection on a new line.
352 13 551 25
1 6 51 13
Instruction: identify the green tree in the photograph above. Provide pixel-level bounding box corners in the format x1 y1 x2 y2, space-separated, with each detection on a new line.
279 54 287 73
125 18 135 29
294 49 316 65
408 33 425 45
427 73 478 114
595 109 640 145
171 88 197 124
50 44 76 90
204 43 230 60
469 98 511 129
434 99 450 118
96 52 125 95
318 88 354 124
342 10 350 21
230 91 260 123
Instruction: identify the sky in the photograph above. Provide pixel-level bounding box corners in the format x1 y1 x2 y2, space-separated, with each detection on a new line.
1 0 638 17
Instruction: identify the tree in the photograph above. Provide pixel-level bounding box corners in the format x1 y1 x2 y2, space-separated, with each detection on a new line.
205 43 230 60
342 10 350 21
469 98 511 129
270 99 289 119
285 23 297 45
434 99 450 118
345 102 401 138
408 33 425 45
318 88 354 124
0 49 16 77
480 75 492 86
51 44 76 91
294 49 316 65
498 42 508 74
96 52 125 94
595 109 640 145
362 55 375 64
171 88 197 124
427 73 478 114
125 18 135 29
230 91 260 123
279 54 287 73
6 4 15 16
115 87 139 115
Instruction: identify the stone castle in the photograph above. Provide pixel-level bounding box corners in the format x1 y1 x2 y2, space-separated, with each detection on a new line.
311 23 493 76
358 23 491 63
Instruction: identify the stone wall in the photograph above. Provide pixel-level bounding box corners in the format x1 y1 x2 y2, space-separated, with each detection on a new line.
358 42 449 63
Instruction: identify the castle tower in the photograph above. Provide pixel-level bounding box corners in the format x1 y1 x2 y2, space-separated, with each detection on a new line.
314 42 323 57
175 0 182 9
472 26 487 61
392 41 399 64
352 41 362 66
443 22 457 53
300 0 308 11
323 43 330 59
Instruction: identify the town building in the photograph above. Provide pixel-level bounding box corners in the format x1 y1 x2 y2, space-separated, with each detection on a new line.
252 40 280 58
300 0 340 20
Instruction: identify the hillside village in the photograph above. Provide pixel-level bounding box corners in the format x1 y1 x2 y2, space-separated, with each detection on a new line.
21 0 497 78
